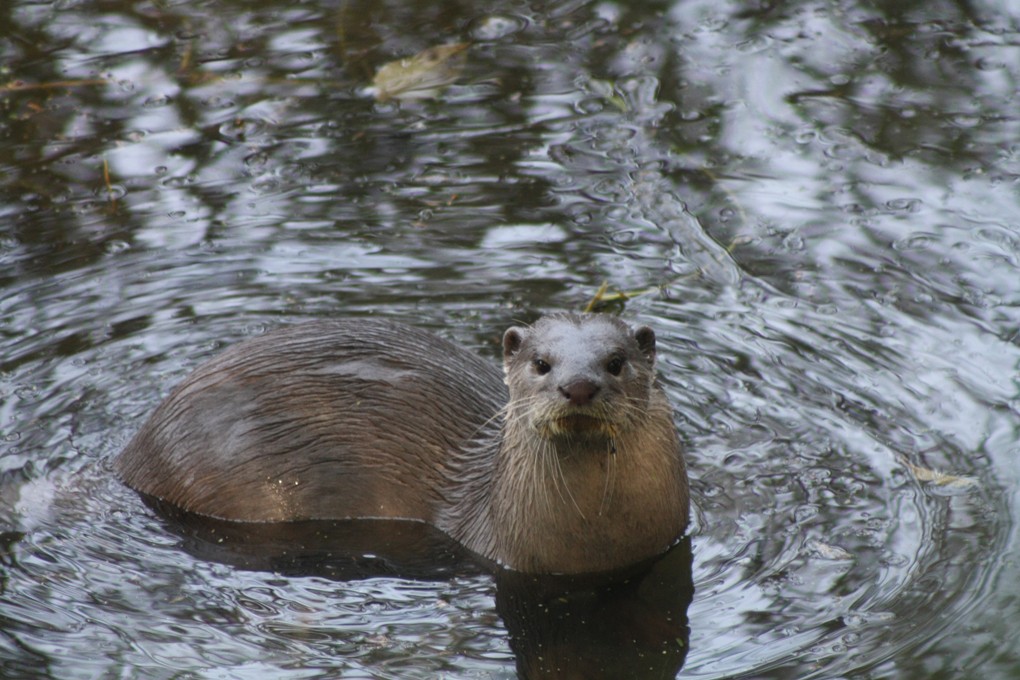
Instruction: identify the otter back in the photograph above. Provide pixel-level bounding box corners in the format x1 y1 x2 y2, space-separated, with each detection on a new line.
116 319 506 522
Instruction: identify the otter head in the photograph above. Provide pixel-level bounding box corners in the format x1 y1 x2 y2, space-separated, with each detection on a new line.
502 313 658 443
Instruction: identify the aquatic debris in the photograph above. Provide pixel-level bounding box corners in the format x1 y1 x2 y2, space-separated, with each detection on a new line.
899 456 978 489
805 538 853 561
583 77 628 112
0 78 106 93
369 42 470 102
583 280 669 314
102 156 118 206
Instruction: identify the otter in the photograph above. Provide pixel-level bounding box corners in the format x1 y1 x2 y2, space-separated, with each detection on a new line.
116 313 689 574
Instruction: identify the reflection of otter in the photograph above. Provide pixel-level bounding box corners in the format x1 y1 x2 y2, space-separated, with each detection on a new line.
151 509 693 679
497 537 693 679
117 314 689 574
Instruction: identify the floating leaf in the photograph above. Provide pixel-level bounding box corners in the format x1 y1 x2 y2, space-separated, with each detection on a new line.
370 42 470 102
585 77 628 112
899 456 978 488
805 538 853 561
583 280 668 314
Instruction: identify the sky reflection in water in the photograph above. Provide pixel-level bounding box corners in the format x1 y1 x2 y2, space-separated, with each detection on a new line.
1 0 1019 678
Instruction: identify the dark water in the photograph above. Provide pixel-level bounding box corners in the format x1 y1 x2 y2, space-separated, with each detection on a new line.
2 0 1019 677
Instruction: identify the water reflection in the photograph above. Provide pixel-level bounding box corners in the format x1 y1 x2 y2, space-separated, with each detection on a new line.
152 501 693 680
2 0 1020 677
497 540 692 680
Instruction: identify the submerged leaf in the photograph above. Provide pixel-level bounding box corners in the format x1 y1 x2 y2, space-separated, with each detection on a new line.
370 42 470 102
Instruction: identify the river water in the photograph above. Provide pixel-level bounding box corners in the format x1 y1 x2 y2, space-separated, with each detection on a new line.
2 0 1019 677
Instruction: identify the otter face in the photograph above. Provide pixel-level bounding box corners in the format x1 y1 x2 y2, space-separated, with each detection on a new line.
502 313 657 440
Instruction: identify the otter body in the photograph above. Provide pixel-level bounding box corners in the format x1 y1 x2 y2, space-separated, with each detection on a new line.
117 314 689 574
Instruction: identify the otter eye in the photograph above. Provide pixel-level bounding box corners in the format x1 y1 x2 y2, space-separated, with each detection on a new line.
533 358 551 375
607 356 625 376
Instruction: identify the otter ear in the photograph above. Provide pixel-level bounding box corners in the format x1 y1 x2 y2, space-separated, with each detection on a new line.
634 326 656 365
503 327 527 363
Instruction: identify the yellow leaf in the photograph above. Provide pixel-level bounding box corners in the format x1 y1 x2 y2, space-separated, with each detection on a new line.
900 456 978 488
371 43 470 102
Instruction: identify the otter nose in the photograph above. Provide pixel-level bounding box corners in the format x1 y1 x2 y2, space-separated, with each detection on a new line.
558 378 599 407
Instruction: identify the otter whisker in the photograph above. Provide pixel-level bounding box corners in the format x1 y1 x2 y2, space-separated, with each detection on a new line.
598 439 616 517
540 436 561 508
548 436 585 520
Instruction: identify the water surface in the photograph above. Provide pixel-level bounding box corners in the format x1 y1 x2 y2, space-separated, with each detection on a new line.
2 0 1019 677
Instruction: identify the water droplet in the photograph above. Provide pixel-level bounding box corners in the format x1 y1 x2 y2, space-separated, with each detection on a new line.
218 117 263 141
104 239 130 254
610 229 639 244
794 129 817 144
951 113 982 128
885 197 921 212
468 14 529 41
575 98 604 114
794 504 818 523
100 185 127 200
782 233 805 252
975 57 1006 71
244 151 269 169
251 176 280 193
142 94 172 109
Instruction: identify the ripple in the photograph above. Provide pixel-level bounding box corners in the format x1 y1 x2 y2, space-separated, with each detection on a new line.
2 0 1020 677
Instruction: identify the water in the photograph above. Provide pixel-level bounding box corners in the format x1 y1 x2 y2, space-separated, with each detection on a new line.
2 0 1019 677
